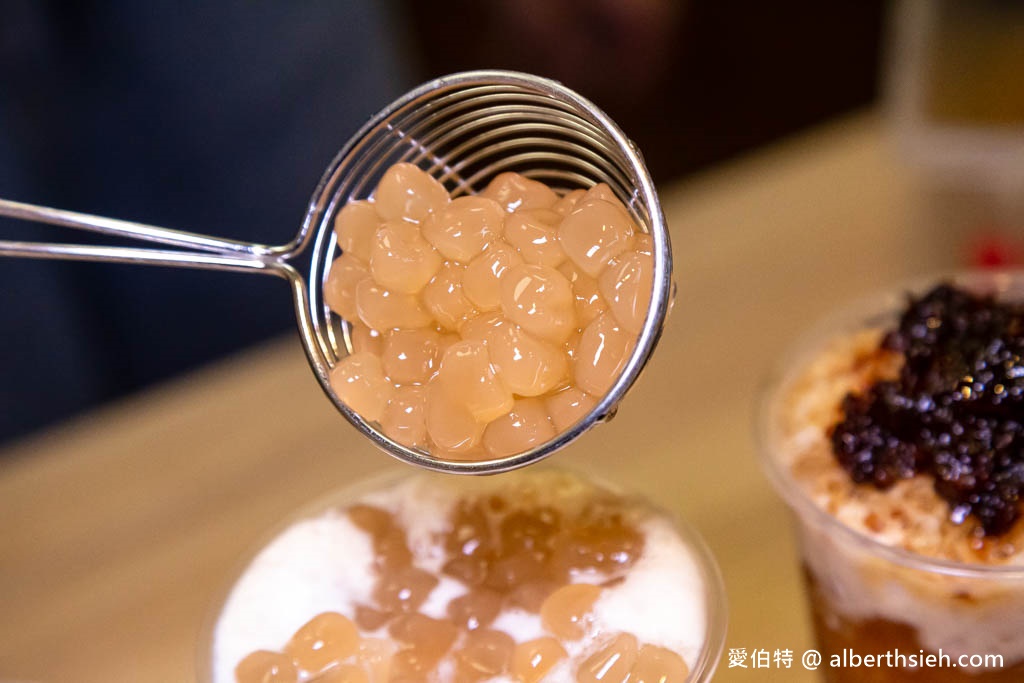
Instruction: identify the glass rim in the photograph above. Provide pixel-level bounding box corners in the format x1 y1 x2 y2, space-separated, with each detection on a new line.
198 466 728 682
755 268 1024 580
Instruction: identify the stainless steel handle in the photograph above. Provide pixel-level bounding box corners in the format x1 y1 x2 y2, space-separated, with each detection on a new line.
0 198 283 275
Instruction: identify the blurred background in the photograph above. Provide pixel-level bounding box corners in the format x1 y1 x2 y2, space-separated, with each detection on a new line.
0 0 1021 446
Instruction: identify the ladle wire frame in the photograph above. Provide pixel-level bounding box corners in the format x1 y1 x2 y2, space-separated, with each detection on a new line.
306 71 672 474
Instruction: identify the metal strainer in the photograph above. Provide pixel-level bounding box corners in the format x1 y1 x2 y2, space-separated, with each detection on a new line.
0 70 672 474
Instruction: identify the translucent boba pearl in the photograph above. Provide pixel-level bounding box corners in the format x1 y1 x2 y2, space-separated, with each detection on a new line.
333 199 380 263
630 645 690 683
436 340 513 423
373 162 449 223
558 260 607 327
545 387 598 432
432 444 490 462
482 398 557 458
234 651 298 683
506 579 560 613
314 664 368 683
577 633 638 683
581 182 623 207
511 638 567 683
500 264 577 344
370 221 442 294
357 638 396 683
329 352 394 423
483 551 547 593
486 322 568 397
346 503 394 538
422 262 476 332
426 381 486 453
284 612 360 674
540 583 602 640
634 233 653 256
463 243 523 312
503 208 566 268
371 524 413 573
422 196 504 263
380 385 428 448
559 199 636 278
598 251 653 334
381 328 443 385
573 314 635 396
553 189 587 217
374 567 440 616
325 253 371 321
447 588 503 631
349 322 384 356
482 171 559 212
387 613 457 669
355 279 433 331
437 329 460 355
565 330 583 363
458 311 508 346
454 628 515 682
353 604 390 632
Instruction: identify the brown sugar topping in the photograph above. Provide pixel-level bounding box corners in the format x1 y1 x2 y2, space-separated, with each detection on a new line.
831 284 1024 536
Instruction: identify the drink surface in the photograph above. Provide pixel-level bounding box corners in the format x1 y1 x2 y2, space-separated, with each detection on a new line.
212 470 708 683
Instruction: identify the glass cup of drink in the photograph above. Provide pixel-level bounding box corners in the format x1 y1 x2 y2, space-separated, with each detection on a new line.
201 468 726 683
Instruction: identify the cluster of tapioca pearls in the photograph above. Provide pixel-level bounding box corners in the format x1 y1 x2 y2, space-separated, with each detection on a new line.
235 496 689 682
236 612 688 683
325 163 654 460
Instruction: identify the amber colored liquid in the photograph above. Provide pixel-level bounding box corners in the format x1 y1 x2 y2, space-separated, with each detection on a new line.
803 567 1024 682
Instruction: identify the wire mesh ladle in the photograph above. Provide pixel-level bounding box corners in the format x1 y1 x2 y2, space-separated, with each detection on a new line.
0 70 672 475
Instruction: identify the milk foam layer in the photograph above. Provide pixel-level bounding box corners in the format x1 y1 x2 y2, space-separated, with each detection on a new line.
211 471 710 682
771 330 1024 665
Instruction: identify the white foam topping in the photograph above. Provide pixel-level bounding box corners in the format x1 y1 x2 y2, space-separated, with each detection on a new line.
212 511 375 683
592 516 707 666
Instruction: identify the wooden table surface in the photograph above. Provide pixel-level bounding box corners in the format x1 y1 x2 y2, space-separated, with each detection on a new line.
0 113 975 682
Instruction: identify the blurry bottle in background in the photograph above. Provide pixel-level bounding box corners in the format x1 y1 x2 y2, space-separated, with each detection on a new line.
886 0 1024 266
